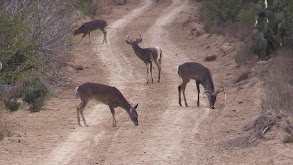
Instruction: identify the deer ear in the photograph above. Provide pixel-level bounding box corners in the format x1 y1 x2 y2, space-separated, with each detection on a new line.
204 90 211 95
134 104 138 110
126 40 131 44
216 87 225 94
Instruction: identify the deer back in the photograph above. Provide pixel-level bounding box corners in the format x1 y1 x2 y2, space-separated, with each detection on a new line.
74 20 107 35
178 62 215 91
77 82 129 108
148 48 159 60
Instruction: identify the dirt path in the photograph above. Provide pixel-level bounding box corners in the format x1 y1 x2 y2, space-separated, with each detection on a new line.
1 0 293 164
46 0 212 164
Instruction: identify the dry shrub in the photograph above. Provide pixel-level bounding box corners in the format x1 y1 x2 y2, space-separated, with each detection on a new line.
222 112 277 148
234 36 257 66
232 71 252 84
261 48 293 114
244 112 276 144
92 0 121 15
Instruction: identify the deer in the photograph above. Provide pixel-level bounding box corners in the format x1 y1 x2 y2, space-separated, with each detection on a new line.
177 62 225 109
75 82 138 127
73 19 108 44
126 35 162 84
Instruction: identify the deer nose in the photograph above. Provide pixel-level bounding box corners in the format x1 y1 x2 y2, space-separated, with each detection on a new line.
210 106 214 109
134 122 138 126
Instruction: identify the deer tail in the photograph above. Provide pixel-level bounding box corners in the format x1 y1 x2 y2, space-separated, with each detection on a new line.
75 87 79 99
177 65 181 78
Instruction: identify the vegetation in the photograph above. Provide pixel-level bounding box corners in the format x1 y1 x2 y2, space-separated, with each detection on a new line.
22 79 49 112
0 0 79 139
198 0 293 59
74 0 92 15
283 135 293 143
0 0 77 110
199 0 293 137
0 0 118 140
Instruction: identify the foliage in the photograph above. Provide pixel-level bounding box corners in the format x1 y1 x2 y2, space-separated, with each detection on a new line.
199 0 293 60
22 79 48 112
0 16 37 84
30 97 45 112
4 98 21 112
238 8 256 26
252 0 287 60
199 0 259 24
74 0 91 15
283 135 293 143
282 0 293 48
0 0 78 113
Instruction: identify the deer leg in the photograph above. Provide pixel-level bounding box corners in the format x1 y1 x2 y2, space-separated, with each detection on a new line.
154 60 161 83
88 32 91 44
79 33 87 43
146 63 149 84
77 99 89 126
109 105 116 127
77 104 81 126
149 61 154 83
196 82 200 107
182 81 189 107
102 29 107 44
178 84 182 106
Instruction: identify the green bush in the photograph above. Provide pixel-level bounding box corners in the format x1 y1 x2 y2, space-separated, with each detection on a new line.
0 15 36 84
23 79 48 112
30 97 45 112
238 8 255 26
74 0 91 15
283 135 293 143
4 99 21 112
252 0 293 60
200 0 259 24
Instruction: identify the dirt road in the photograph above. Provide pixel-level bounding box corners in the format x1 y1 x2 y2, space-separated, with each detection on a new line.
1 0 293 164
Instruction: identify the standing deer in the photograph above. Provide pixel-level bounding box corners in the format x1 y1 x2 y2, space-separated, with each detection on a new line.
73 19 108 44
177 62 224 109
75 82 138 127
126 35 162 84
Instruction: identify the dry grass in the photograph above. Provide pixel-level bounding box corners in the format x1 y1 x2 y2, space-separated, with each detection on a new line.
261 48 293 115
232 71 252 84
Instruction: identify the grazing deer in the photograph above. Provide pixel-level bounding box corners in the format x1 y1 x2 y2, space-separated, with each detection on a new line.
75 82 138 127
73 19 108 44
126 35 162 84
177 62 224 109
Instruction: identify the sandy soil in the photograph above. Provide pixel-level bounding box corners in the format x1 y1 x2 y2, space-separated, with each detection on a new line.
1 0 293 164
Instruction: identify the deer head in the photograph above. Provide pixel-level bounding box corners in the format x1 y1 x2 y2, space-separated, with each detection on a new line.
126 34 142 45
204 87 225 109
129 104 139 125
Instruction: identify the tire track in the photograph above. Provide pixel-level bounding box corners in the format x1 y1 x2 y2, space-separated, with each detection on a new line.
43 1 153 165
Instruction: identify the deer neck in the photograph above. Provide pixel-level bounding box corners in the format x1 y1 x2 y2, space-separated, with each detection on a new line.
203 76 215 93
132 44 144 55
119 97 132 113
